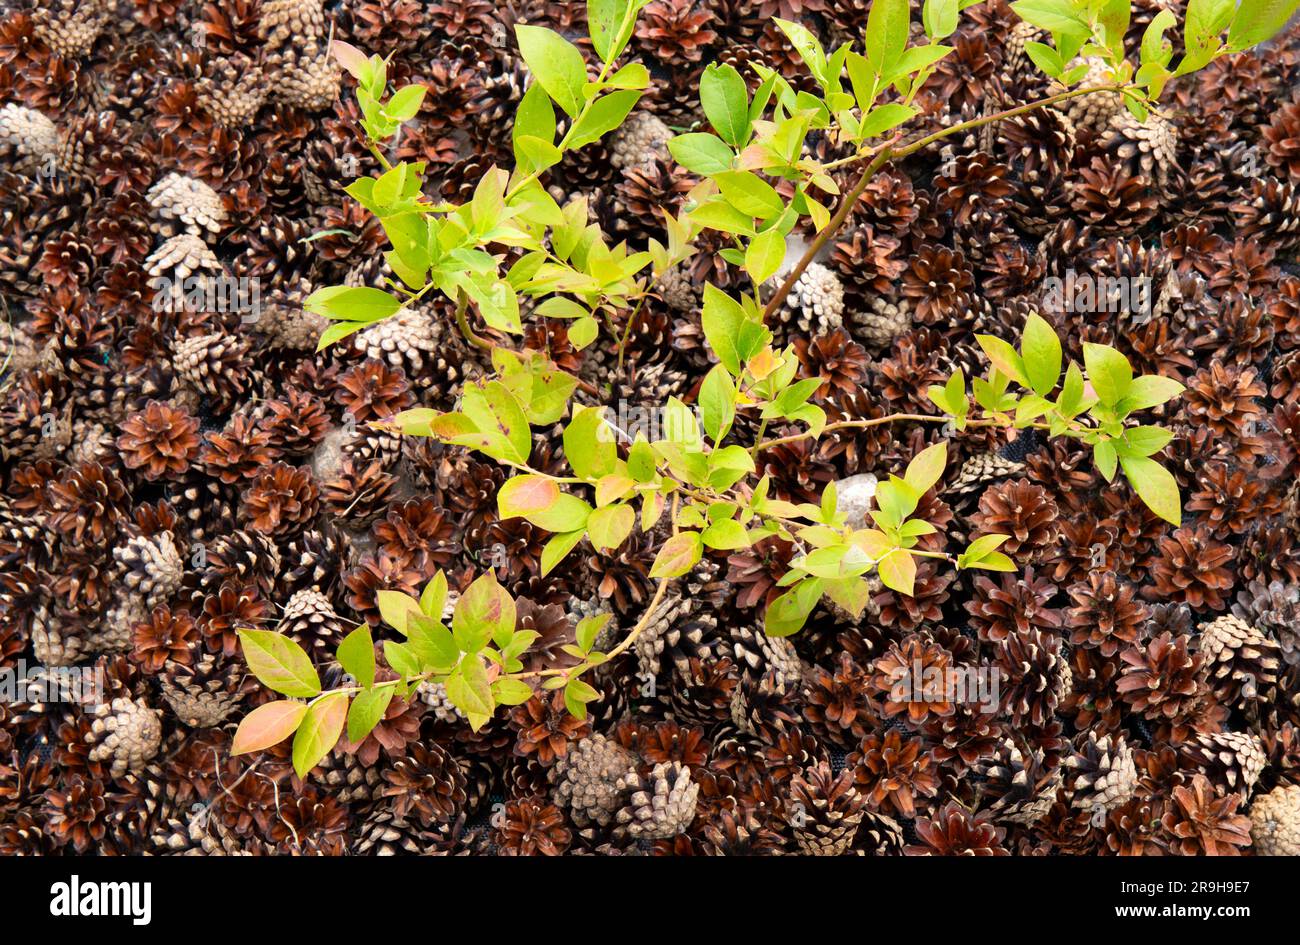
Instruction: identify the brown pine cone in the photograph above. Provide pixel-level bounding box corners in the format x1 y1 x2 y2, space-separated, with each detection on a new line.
117 401 200 481
130 605 198 673
241 463 320 538
801 652 876 749
199 413 281 484
788 761 868 855
907 800 1008 855
1144 525 1236 611
967 566 1063 643
1161 774 1252 855
1065 570 1149 657
970 478 1059 563
1117 631 1205 722
495 795 572 855
1196 614 1281 708
847 728 939 819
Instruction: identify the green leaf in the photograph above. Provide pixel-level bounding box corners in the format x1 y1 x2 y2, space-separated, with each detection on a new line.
292 692 348 778
376 589 422 636
386 84 426 121
699 363 737 445
714 171 785 219
492 677 535 706
689 198 759 236
970 550 1016 571
528 493 593 533
903 441 947 496
336 625 375 690
702 284 747 375
239 630 321 698
232 700 308 755
497 474 562 519
773 17 827 79
701 518 750 550
865 0 910 77
564 405 618 479
858 103 919 138
346 688 393 744
420 571 449 621
1021 312 1062 396
700 63 750 146
541 529 586 576
407 618 459 672
764 577 822 637
513 81 556 154
1083 342 1133 407
976 334 1030 387
1227 0 1289 49
1119 454 1182 525
588 0 633 62
316 321 369 351
962 533 1010 561
303 286 402 323
650 531 703 577
1024 40 1064 77
1094 439 1118 481
576 613 611 652
454 571 516 653
745 227 786 285
563 677 599 719
877 549 917 596
587 503 635 551
1119 375 1185 412
922 0 960 38
515 25 587 117
566 89 641 149
1119 425 1174 457
446 655 495 723
668 132 734 175
1011 0 1088 34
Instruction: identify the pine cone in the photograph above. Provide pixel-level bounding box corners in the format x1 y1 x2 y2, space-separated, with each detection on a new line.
171 332 252 413
1162 774 1252 855
1144 525 1236 611
0 103 58 175
1066 731 1137 814
613 760 699 841
970 478 1059 563
279 588 347 665
1179 731 1266 800
789 761 867 855
1065 570 1149 657
908 800 1008 855
114 531 185 608
117 401 200 481
847 728 939 818
1250 784 1300 855
549 733 638 828
979 738 1062 826
242 463 320 538
1117 631 1205 722
1196 614 1281 707
145 173 227 239
86 697 162 778
496 795 572 855
159 652 244 727
382 742 468 827
259 0 326 49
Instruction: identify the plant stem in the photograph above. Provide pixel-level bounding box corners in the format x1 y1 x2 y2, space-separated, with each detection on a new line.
453 289 492 351
892 84 1126 160
760 83 1130 325
760 142 899 324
